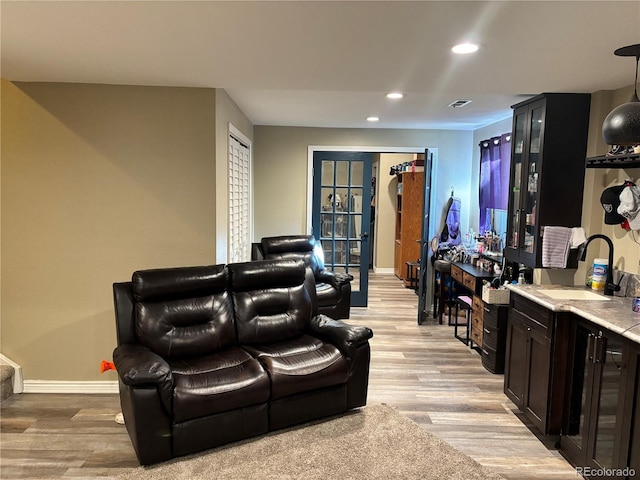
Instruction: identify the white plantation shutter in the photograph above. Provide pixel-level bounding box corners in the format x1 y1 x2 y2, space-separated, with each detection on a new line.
228 132 251 263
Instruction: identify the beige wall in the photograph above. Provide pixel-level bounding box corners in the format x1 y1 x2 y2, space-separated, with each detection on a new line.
252 126 475 243
1 81 222 381
581 86 640 275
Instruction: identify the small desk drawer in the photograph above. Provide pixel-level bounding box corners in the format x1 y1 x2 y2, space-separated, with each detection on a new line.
462 272 476 291
471 313 483 347
451 264 463 283
471 323 483 347
472 295 484 313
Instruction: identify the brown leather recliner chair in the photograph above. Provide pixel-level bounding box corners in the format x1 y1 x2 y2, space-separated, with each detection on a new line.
112 259 372 465
259 235 352 319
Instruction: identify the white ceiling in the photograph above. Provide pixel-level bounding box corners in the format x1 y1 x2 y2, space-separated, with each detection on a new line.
2 1 639 130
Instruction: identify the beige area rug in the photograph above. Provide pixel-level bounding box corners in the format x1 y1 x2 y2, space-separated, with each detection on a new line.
117 403 504 480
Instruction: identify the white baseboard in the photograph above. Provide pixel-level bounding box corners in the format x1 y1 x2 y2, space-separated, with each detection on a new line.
373 267 395 274
0 353 24 394
22 380 119 394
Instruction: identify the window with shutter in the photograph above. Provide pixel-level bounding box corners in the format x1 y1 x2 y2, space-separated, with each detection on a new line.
228 132 251 263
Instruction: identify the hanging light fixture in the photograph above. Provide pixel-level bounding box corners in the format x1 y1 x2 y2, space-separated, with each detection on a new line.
602 44 640 146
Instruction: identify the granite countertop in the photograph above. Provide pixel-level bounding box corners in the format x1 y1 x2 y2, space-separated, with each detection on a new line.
506 284 640 344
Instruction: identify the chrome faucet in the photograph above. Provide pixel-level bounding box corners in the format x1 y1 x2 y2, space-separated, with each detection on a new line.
577 234 620 296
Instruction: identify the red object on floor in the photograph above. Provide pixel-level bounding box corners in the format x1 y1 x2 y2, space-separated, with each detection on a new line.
100 360 116 373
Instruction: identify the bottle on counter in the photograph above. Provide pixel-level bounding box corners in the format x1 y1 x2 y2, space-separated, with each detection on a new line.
591 258 608 291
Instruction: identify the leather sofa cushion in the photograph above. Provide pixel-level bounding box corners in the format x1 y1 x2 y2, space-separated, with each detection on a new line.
261 235 315 255
169 347 269 423
230 260 312 345
133 265 227 302
244 335 349 400
261 235 324 277
133 265 236 358
136 292 235 359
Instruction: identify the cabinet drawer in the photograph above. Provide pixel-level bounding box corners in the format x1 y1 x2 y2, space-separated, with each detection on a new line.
471 323 483 347
483 304 507 330
462 272 476 291
482 344 505 374
512 295 552 331
482 325 499 350
483 303 498 326
451 264 463 283
472 294 484 313
471 313 483 346
483 324 507 351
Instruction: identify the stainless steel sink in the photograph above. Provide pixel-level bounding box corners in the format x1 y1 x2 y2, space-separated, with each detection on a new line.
537 289 610 301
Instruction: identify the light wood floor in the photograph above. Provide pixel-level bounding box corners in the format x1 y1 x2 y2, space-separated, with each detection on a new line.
0 273 579 479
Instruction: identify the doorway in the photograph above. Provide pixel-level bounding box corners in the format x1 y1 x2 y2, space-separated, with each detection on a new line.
308 147 439 314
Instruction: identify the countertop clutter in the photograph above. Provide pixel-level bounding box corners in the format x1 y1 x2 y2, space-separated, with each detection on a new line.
506 283 640 344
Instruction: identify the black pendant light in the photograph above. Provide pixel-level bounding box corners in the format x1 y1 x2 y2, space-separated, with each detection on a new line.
602 44 640 146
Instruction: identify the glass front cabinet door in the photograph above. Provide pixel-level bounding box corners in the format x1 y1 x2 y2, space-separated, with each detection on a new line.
504 93 591 269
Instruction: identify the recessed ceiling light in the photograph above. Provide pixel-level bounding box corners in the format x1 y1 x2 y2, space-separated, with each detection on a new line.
452 43 479 54
386 92 404 99
367 116 380 122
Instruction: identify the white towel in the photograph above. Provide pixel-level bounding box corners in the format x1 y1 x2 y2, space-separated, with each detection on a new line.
542 226 572 268
570 227 586 249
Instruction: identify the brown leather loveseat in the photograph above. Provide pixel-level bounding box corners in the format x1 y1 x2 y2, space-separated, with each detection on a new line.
112 259 373 465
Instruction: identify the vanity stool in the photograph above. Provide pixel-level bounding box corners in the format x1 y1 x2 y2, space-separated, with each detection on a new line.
453 295 473 345
432 259 456 325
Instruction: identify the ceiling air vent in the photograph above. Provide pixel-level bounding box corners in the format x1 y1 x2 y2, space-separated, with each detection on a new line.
447 99 472 108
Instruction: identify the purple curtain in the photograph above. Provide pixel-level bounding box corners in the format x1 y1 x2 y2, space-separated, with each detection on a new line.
479 133 511 235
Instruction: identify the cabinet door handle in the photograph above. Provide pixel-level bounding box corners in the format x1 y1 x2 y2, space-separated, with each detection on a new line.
483 307 491 313
484 328 491 334
594 334 604 364
586 333 593 362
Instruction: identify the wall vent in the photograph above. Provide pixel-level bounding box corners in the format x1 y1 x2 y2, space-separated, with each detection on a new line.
447 99 472 108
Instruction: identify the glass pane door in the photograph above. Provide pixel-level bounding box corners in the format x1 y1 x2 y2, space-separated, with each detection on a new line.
523 105 543 254
565 324 592 454
313 151 372 307
507 110 526 250
591 334 623 469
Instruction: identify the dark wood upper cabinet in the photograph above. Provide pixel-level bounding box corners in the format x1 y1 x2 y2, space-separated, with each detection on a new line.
504 93 591 268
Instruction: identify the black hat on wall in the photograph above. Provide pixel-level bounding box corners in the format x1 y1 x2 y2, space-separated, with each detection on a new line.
600 184 626 224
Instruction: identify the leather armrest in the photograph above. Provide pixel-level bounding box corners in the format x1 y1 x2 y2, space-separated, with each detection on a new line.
316 270 353 288
113 343 174 411
113 343 172 386
308 315 373 356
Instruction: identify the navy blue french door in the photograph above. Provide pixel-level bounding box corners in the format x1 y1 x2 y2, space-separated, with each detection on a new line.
312 151 372 307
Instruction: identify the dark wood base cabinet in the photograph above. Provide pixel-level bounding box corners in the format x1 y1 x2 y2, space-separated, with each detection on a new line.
560 320 640 480
503 294 570 435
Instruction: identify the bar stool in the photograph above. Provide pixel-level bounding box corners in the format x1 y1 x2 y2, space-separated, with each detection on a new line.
432 259 455 325
405 261 420 290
